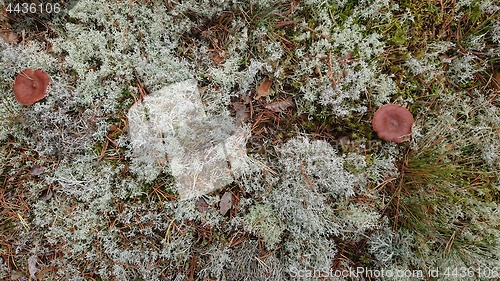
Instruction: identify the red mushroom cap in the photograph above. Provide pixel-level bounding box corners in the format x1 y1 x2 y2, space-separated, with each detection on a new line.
13 68 50 105
372 104 413 143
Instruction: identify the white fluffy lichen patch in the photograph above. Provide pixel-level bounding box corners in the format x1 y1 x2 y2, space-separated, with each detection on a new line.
235 136 371 275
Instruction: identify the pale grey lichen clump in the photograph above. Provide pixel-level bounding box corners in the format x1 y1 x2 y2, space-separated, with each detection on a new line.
0 0 499 280
234 137 397 277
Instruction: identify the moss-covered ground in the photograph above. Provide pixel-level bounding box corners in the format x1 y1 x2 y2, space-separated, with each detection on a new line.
0 0 499 280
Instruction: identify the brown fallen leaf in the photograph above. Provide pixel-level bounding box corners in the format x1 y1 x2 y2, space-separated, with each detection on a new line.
213 51 225 64
28 255 41 280
493 72 500 91
233 102 249 126
0 30 18 43
30 165 44 176
219 192 233 215
39 189 53 201
197 197 209 212
255 79 272 100
264 96 294 113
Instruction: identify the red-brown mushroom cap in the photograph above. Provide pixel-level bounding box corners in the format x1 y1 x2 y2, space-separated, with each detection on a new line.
372 104 413 143
13 68 50 105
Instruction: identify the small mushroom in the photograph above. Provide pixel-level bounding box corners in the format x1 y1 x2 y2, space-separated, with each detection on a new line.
13 68 50 105
372 104 413 143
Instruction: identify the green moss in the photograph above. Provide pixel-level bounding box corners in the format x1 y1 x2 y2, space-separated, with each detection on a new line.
391 26 408 45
